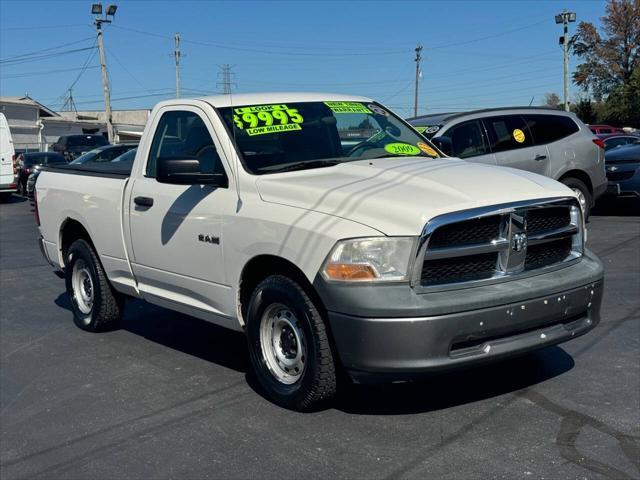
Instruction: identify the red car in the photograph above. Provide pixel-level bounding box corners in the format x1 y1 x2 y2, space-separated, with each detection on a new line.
588 124 624 135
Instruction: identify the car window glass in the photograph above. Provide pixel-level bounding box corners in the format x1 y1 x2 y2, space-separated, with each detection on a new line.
484 115 533 152
147 110 223 177
445 120 489 158
604 137 630 150
523 114 579 145
44 154 66 164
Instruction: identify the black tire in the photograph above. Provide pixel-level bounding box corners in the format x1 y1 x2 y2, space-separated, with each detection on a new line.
65 239 123 332
561 177 592 219
246 275 337 411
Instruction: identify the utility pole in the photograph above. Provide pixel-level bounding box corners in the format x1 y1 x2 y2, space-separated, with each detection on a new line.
217 64 236 94
555 10 576 112
413 43 423 117
92 3 118 142
174 33 181 98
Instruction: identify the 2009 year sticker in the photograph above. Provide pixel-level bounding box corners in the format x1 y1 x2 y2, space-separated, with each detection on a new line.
384 143 421 156
233 104 304 136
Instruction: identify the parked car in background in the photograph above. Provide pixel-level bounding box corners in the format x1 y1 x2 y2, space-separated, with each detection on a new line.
588 125 624 135
597 133 640 151
51 134 108 161
604 143 640 198
0 112 17 201
26 170 39 199
408 108 607 217
15 152 66 196
69 143 138 165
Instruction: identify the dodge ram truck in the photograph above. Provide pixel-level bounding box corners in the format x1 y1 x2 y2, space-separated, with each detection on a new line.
35 93 604 411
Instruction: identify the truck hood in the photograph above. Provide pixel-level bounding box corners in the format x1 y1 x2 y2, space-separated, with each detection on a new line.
255 157 574 235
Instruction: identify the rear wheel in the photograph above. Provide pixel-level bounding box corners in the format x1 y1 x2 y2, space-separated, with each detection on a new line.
246 275 337 411
561 177 592 219
65 239 123 331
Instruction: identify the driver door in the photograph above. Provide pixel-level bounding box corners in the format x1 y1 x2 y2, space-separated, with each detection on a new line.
128 107 235 318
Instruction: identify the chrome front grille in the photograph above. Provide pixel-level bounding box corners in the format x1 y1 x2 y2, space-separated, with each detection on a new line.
415 198 583 291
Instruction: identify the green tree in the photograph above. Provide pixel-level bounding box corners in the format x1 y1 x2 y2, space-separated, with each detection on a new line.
572 97 599 124
571 0 639 124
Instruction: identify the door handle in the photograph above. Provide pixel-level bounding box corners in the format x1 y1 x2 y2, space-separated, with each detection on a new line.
134 196 154 207
534 154 547 161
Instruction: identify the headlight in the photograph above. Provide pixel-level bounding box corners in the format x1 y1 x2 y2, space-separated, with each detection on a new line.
322 237 417 282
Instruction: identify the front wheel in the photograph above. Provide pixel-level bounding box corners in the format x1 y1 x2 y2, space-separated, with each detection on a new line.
561 177 592 219
65 239 123 332
246 275 337 411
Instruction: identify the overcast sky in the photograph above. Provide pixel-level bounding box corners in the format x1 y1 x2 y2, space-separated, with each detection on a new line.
0 0 607 115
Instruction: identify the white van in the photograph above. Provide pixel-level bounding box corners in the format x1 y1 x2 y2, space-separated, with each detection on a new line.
0 113 17 200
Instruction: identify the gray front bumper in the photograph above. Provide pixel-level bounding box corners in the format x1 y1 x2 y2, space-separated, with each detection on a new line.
317 251 604 382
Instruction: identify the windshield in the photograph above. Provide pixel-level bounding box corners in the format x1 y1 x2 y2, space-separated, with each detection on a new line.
218 101 440 174
69 148 103 164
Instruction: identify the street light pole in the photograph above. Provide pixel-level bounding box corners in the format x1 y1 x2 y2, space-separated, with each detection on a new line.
92 3 118 142
555 10 576 112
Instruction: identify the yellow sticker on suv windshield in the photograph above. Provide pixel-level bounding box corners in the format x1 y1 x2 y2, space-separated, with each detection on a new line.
324 102 372 114
384 143 421 156
513 128 525 143
233 104 304 135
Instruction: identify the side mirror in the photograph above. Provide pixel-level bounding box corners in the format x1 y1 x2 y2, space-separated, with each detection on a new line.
156 156 228 187
431 136 453 156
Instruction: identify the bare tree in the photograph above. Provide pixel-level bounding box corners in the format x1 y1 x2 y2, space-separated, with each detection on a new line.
543 92 562 108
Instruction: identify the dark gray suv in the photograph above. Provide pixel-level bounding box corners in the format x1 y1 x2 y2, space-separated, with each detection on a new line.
408 108 607 217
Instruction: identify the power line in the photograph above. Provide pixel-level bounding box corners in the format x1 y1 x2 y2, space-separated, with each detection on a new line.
0 46 96 66
109 25 408 57
0 37 95 62
106 46 146 90
0 65 99 80
425 19 548 50
0 24 89 32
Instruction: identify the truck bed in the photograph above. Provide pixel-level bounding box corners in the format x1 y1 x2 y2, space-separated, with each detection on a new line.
37 165 134 293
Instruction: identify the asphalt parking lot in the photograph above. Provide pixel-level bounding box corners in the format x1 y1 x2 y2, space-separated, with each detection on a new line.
1 195 638 480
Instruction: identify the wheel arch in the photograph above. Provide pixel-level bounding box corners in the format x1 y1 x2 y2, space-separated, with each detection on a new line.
558 169 593 196
238 254 326 328
59 218 95 267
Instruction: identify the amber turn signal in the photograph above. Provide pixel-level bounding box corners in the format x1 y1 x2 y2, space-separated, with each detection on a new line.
324 264 377 281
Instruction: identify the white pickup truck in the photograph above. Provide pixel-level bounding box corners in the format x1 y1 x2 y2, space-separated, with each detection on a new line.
36 93 604 410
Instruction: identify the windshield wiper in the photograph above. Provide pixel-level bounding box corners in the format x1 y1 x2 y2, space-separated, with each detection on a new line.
262 159 342 173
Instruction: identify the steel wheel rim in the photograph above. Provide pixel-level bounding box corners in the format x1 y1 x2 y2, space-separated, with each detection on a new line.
72 259 94 317
572 187 587 214
259 303 306 385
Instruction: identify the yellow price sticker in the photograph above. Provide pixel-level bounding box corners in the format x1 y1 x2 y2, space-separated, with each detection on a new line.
324 102 372 114
513 128 526 143
233 104 304 133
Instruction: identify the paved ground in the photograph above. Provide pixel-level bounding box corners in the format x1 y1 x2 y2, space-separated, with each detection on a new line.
1 195 639 480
